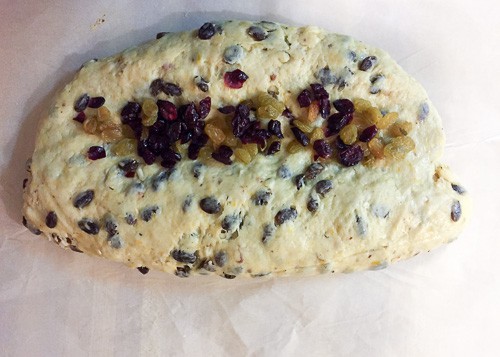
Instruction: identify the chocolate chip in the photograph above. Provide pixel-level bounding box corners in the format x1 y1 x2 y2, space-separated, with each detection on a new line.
223 45 244 64
316 67 337 86
214 251 227 267
451 183 466 195
223 273 236 279
274 207 298 226
359 56 377 71
315 180 333 196
172 249 197 264
156 32 168 39
137 266 150 274
262 223 275 243
222 215 239 232
104 216 118 236
192 162 204 178
247 26 268 41
355 214 367 236
253 190 272 206
73 190 94 209
175 265 191 278
45 211 58 228
195 76 209 92
22 216 41 235
200 197 221 214
141 206 160 222
198 22 216 40
307 197 319 212
451 200 462 222
304 163 324 180
418 102 430 121
78 218 100 235
74 94 89 112
69 245 83 253
277 165 292 179
294 174 305 190
22 178 28 189
125 213 137 225
108 235 123 249
151 169 173 191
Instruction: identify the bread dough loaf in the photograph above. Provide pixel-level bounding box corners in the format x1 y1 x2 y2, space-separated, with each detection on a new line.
22 20 470 278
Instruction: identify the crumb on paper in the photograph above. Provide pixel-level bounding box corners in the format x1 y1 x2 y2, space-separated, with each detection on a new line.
91 14 106 30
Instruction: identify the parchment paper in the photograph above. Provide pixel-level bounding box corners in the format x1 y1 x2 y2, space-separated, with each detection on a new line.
1 1 499 356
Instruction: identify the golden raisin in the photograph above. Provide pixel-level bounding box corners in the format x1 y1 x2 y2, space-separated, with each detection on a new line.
255 92 285 119
97 106 111 122
353 98 372 112
384 136 415 160
286 141 303 154
112 138 136 156
368 138 385 159
101 127 123 142
122 125 136 139
377 112 398 129
339 124 358 145
205 123 226 147
309 127 325 142
234 148 252 164
142 114 157 127
362 107 383 125
293 120 314 133
198 146 213 161
388 121 413 137
142 98 158 118
83 117 98 134
243 143 259 158
306 101 320 122
362 154 377 168
223 132 239 147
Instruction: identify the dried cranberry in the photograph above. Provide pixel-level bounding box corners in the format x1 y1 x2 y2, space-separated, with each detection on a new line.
339 145 364 166
359 56 377 71
332 99 354 114
45 211 58 228
268 120 284 138
218 105 235 114
318 98 331 119
310 83 329 100
198 97 211 119
121 102 141 124
87 146 106 160
326 112 353 136
297 89 313 107
313 139 333 158
157 100 177 121
247 26 267 41
198 22 216 40
88 96 105 108
224 69 248 89
73 111 86 123
359 125 378 142
212 145 233 165
291 127 310 146
267 141 281 155
74 94 89 112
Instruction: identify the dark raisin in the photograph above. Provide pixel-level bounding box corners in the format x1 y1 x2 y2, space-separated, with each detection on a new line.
274 207 298 226
200 197 221 214
294 174 305 190
315 180 333 196
175 265 191 278
297 89 313 107
318 98 331 118
267 141 281 155
172 249 197 264
291 127 310 146
157 100 177 121
161 148 181 169
137 266 150 274
138 141 156 165
223 273 236 279
224 69 248 89
87 146 106 160
214 251 227 267
150 78 166 96
359 56 377 71
218 105 235 114
198 96 211 119
198 22 216 39
45 211 58 228
73 190 94 208
118 159 139 177
74 94 89 112
247 26 267 41
313 139 333 158
339 145 364 166
73 111 86 123
307 198 319 212
212 145 233 165
332 98 354 114
316 67 337 86
268 120 284 138
78 218 100 235
359 125 378 142
277 165 292 179
120 101 141 124
253 190 272 206
334 136 351 151
88 96 105 108
125 213 137 225
310 83 329 100
141 206 159 222
22 216 41 235
163 82 182 96
221 215 239 232
304 163 325 180
223 45 244 64
451 184 466 195
326 112 353 136
262 223 275 243
451 201 462 222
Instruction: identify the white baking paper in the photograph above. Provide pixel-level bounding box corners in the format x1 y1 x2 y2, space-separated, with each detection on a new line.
1 0 499 355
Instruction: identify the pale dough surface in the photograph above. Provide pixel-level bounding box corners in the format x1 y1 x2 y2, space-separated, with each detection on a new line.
22 20 469 277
